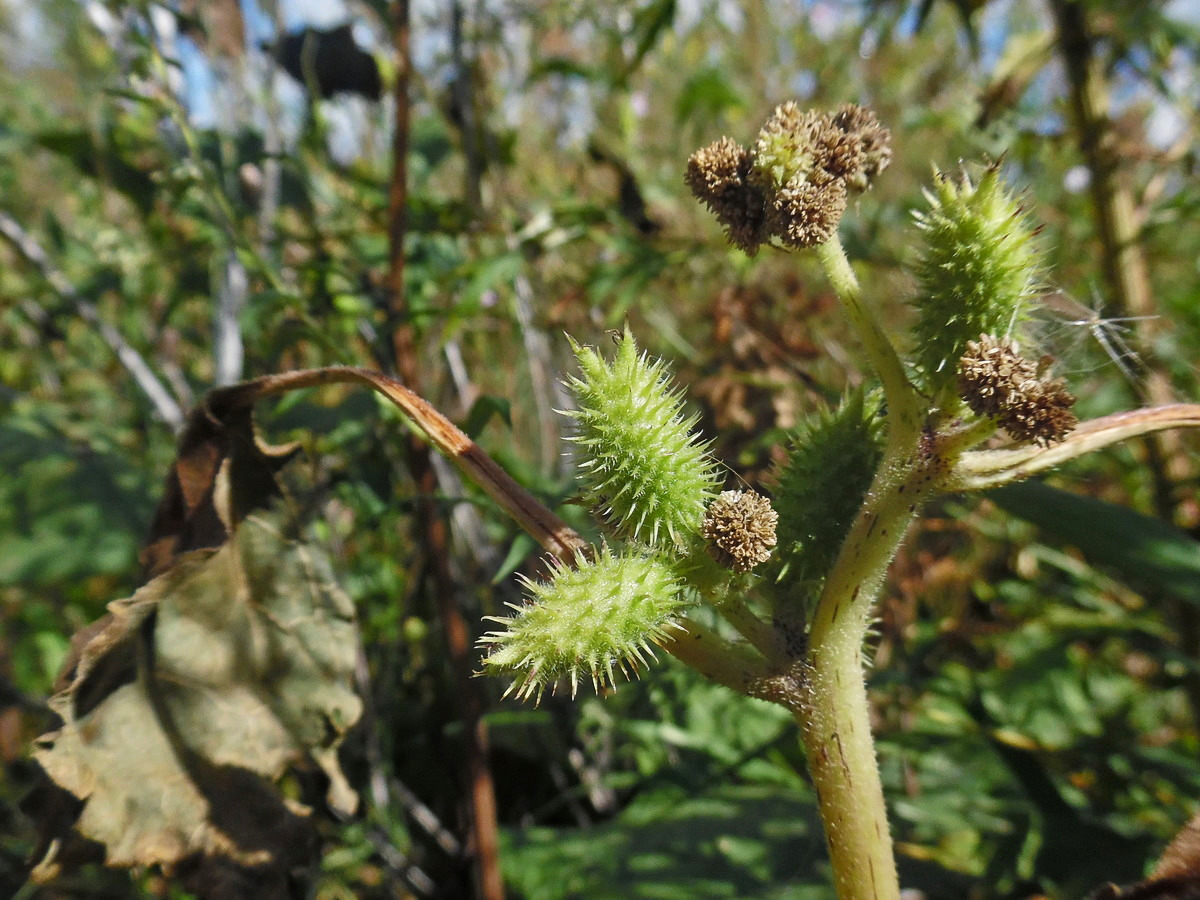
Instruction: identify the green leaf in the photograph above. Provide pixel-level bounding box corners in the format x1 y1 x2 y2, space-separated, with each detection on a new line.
33 129 158 216
988 480 1200 604
502 783 826 899
676 67 747 125
0 419 149 588
528 57 597 83
463 395 512 439
491 533 536 585
618 0 677 87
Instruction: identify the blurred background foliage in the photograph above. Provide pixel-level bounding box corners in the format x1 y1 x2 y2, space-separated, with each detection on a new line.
1 0 1199 897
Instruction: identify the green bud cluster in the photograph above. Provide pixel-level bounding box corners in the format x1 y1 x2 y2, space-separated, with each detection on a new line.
910 164 1043 393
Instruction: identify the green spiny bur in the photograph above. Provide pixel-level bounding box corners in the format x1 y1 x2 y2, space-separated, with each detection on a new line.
910 164 1042 392
563 331 718 549
478 546 687 702
774 391 883 604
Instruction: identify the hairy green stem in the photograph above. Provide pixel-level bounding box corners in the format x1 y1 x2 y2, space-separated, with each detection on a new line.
797 235 937 898
947 404 1200 491
718 598 788 665
816 238 921 440
799 436 939 899
937 413 1001 458
664 617 774 694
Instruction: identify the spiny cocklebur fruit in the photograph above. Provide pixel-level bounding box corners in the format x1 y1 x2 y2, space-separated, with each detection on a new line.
911 165 1042 397
562 333 719 549
685 102 891 255
480 331 778 701
909 164 1079 447
772 391 883 607
477 546 688 702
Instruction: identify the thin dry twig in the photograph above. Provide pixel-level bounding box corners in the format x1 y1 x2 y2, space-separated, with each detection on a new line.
949 404 1200 491
211 365 588 560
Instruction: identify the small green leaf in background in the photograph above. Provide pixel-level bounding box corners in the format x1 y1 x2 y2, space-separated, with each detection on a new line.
464 394 513 438
988 480 1200 605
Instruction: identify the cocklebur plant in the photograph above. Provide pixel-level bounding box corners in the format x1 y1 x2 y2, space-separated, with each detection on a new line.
473 102 1200 899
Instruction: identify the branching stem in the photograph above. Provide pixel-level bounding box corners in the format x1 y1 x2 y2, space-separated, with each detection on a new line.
663 616 775 695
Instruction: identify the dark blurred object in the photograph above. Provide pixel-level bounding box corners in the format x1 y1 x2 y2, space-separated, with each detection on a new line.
967 696 1153 895
868 0 990 55
264 24 382 101
1086 878 1200 899
587 140 661 235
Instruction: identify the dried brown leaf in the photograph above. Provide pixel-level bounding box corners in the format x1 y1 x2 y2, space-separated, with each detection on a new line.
140 402 299 579
31 476 361 884
27 364 588 892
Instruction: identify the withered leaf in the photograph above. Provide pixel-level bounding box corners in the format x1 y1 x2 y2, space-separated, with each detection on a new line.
27 364 580 892
52 387 298 718
31 479 362 884
1154 811 1200 879
140 398 299 580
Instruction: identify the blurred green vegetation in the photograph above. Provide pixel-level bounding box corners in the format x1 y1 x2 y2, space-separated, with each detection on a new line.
1 1 1198 897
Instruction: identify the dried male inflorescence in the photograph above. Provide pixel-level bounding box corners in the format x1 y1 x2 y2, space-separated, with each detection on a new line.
958 334 1078 446
686 102 891 255
702 489 779 573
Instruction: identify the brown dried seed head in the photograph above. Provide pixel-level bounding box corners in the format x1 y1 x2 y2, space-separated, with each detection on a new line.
1001 377 1078 446
958 335 1078 445
722 203 770 256
702 490 778 573
818 128 867 182
958 334 1038 418
685 136 751 204
764 100 807 132
832 104 892 192
770 178 848 249
685 137 769 255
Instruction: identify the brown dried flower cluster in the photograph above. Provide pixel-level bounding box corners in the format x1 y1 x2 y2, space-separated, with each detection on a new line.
683 137 766 254
832 105 893 192
958 334 1078 446
686 102 891 255
701 490 778 573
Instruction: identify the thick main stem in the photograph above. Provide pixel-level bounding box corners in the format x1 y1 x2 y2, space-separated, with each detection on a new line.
798 236 935 898
798 656 894 899
800 442 934 899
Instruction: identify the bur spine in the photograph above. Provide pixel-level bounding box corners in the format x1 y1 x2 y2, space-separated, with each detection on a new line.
773 392 883 603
